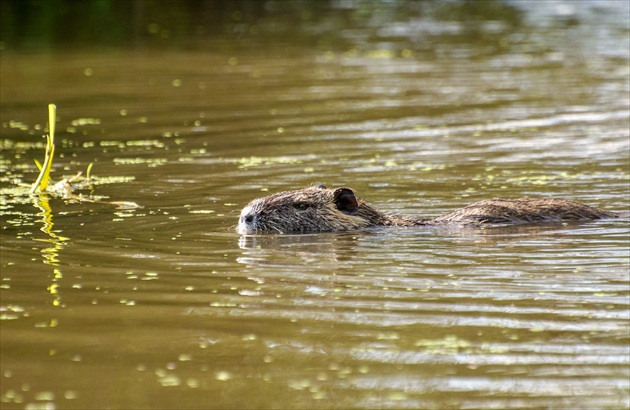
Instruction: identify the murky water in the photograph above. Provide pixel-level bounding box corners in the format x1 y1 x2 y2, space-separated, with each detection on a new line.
1 1 629 409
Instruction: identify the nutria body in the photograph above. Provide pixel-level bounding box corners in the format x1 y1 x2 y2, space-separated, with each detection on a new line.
237 185 619 234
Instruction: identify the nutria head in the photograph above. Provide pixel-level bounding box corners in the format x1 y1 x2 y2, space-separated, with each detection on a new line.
237 185 397 234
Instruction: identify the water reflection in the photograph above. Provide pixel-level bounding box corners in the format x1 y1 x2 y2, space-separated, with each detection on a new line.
32 195 69 310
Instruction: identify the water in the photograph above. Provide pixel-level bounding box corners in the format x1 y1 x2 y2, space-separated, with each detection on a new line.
1 1 629 409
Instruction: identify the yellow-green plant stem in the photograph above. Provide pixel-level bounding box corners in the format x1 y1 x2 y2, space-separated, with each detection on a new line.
30 104 56 193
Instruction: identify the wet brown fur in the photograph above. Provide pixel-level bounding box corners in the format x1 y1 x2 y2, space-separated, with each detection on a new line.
237 185 619 234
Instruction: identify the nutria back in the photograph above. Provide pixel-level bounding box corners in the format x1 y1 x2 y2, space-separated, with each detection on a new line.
431 197 617 225
237 185 618 234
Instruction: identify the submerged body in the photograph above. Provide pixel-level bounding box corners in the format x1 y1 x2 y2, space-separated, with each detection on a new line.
237 185 618 234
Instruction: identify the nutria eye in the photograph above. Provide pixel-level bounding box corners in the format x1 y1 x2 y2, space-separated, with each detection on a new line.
294 202 310 210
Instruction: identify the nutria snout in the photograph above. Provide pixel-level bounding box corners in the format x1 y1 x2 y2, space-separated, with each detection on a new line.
237 185 619 234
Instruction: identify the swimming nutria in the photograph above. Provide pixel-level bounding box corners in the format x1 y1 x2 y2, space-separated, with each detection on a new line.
237 185 619 234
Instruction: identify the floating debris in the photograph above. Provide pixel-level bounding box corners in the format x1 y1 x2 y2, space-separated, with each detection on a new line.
27 104 140 208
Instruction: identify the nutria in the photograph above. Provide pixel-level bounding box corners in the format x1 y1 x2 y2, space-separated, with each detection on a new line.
237 185 619 234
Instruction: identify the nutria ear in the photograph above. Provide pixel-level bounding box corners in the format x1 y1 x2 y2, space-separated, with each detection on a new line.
314 184 327 189
333 188 358 214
